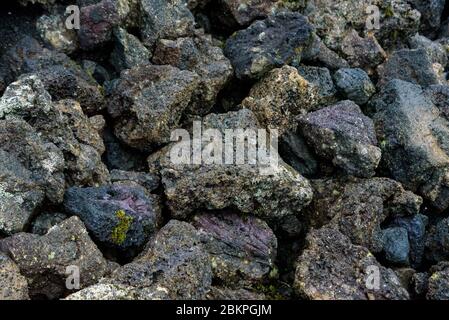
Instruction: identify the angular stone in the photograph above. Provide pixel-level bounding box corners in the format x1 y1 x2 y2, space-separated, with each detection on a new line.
140 0 195 49
152 33 233 115
107 64 200 151
36 14 79 54
242 66 318 135
31 212 69 235
110 170 160 192
390 214 428 267
305 177 422 253
192 212 277 285
341 29 386 73
109 220 212 299
299 100 381 178
78 0 122 50
372 79 449 211
294 227 410 300
0 217 109 299
0 252 29 300
333 68 375 105
296 65 337 106
304 0 420 51
63 183 162 251
427 262 449 300
377 49 441 88
210 0 277 29
157 109 313 220
425 217 449 263
409 34 448 67
0 118 65 206
381 227 410 266
224 11 314 80
110 27 151 72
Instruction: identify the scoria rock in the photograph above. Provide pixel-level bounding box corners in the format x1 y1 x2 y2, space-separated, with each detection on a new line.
78 0 123 50
372 79 449 211
425 217 449 263
224 11 314 80
296 65 337 107
377 49 442 88
109 220 212 299
241 65 319 135
305 177 422 254
0 75 109 186
209 0 278 30
0 217 109 299
0 252 29 300
192 212 277 285
110 27 151 72
36 14 79 54
333 68 376 105
107 64 200 152
152 33 233 115
304 0 420 51
0 118 65 206
63 183 162 252
155 109 313 220
427 262 449 300
340 29 386 73
140 0 195 49
294 227 410 300
298 100 381 178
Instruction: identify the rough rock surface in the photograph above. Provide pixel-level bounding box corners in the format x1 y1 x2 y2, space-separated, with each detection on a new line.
372 79 449 211
153 33 233 115
192 212 277 285
0 217 109 299
299 100 381 178
156 109 313 220
305 177 422 254
333 68 375 105
108 220 213 299
64 183 162 251
241 66 318 135
0 75 109 187
107 64 200 151
224 11 314 80
294 227 410 300
0 252 29 300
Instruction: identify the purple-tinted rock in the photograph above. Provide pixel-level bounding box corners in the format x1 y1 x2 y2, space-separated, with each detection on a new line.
192 212 277 285
78 0 122 50
299 100 381 178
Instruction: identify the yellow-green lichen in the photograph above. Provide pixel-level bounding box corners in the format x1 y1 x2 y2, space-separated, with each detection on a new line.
111 210 133 245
